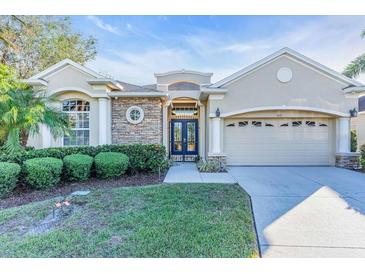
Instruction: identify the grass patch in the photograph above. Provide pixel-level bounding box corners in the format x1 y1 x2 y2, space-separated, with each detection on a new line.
0 184 258 258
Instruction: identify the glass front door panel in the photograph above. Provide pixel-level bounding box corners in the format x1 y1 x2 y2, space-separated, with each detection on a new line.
173 122 183 152
187 122 196 152
171 120 198 158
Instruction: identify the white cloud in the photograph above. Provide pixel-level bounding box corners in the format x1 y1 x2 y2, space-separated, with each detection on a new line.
221 43 271 53
87 16 121 35
88 47 193 84
89 16 365 84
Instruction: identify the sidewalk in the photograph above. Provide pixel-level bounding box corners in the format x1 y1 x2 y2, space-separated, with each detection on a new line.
163 162 236 184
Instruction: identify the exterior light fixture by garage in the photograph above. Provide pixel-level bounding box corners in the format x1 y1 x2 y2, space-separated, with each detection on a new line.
350 108 358 117
126 106 144 124
215 108 221 117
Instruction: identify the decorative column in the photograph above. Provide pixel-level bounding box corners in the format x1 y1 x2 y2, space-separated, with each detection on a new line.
338 117 350 153
41 124 52 148
336 117 360 169
210 117 221 154
207 116 227 165
198 102 205 160
98 98 108 145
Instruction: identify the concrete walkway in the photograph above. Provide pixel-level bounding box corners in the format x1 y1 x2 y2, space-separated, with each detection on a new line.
163 162 235 184
229 166 365 258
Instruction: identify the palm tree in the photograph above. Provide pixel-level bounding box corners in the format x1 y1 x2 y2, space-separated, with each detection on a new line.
343 29 365 78
0 64 69 152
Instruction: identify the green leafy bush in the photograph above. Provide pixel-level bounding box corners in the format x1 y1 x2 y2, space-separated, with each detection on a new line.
197 160 226 173
24 157 63 189
351 130 358 152
94 152 129 179
0 162 21 198
0 144 167 173
63 154 94 182
361 144 365 170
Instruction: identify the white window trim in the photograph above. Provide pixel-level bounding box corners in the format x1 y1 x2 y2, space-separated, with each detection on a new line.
62 99 90 146
126 106 144 124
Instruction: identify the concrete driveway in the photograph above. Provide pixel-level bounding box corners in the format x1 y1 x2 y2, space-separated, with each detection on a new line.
229 166 365 258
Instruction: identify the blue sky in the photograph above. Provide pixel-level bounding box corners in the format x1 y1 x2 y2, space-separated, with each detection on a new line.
71 16 365 84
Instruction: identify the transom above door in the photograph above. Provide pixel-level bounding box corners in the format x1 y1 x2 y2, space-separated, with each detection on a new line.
171 119 198 161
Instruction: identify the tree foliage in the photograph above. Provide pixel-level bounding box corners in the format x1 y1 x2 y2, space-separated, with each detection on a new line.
0 16 97 78
0 64 70 153
343 28 365 78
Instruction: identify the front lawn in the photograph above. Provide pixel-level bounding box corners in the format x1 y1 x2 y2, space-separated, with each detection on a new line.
0 184 258 258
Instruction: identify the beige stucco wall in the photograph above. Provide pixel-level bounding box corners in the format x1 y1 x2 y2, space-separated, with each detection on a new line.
27 65 111 148
45 66 97 93
155 72 211 86
208 55 357 117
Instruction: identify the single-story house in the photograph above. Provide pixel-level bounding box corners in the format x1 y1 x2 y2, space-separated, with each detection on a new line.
25 47 365 168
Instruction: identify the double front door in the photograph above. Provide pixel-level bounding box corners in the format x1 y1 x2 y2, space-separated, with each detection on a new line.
171 119 198 161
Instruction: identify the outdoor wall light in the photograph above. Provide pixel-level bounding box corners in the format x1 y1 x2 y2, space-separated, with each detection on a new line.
215 108 221 117
350 108 358 117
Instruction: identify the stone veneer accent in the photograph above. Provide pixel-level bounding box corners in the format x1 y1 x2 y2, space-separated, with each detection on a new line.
335 152 361 170
207 154 227 166
112 97 162 144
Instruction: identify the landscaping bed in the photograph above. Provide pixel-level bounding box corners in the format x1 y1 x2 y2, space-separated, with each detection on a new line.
0 183 258 258
0 144 169 208
0 172 164 209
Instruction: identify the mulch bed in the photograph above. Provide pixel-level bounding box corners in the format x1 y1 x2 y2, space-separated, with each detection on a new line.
0 172 165 210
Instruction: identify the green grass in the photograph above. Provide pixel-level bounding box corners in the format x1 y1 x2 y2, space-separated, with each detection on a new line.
0 184 258 258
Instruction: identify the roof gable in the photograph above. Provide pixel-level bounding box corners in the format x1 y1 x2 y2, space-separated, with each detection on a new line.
28 59 102 80
211 47 362 88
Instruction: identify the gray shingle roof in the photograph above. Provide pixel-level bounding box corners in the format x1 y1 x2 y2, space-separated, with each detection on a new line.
116 81 159 92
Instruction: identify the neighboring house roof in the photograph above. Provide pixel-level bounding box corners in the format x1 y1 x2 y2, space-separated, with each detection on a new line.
28 58 103 80
142 84 157 90
211 47 363 88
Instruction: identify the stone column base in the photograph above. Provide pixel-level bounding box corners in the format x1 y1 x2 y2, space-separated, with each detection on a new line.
335 152 361 170
207 153 227 166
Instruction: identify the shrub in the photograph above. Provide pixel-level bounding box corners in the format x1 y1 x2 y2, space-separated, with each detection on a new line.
63 154 94 182
0 162 21 198
24 157 63 189
351 130 358 152
197 160 226 173
361 144 365 170
94 152 129 179
0 144 167 173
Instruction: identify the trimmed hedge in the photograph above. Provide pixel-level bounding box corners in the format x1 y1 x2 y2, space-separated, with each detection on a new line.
0 162 21 198
0 144 167 173
24 157 63 189
94 152 129 179
63 154 94 182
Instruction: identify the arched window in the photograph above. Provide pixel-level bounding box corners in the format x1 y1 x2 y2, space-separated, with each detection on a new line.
62 100 90 146
168 82 200 91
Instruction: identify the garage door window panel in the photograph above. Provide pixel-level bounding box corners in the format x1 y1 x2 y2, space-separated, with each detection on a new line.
306 121 316 127
252 121 262 127
292 121 302 127
239 121 248 127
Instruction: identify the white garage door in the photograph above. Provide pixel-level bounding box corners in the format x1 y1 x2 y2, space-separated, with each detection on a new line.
224 118 333 165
